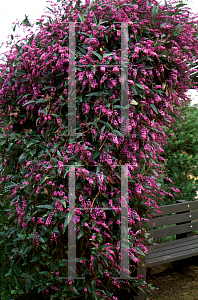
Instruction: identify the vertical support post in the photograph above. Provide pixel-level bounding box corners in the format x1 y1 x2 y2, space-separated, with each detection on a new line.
176 200 193 239
137 262 146 300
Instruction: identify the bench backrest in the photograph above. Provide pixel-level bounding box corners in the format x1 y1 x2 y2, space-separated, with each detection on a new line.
146 199 198 239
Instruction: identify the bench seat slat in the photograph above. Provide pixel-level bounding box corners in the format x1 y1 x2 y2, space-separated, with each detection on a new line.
146 236 198 260
145 235 198 254
146 210 198 229
147 220 198 239
146 246 198 267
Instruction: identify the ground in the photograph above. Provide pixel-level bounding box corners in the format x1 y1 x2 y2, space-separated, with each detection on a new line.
146 256 198 299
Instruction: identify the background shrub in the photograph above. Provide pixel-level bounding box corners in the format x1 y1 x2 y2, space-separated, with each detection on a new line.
159 102 198 205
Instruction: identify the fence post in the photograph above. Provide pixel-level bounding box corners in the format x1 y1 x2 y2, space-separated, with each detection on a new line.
137 261 146 300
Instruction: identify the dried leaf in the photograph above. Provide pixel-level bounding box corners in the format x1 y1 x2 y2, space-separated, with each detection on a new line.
107 175 115 184
30 111 34 119
44 187 48 195
130 99 138 105
162 83 166 90
88 82 91 93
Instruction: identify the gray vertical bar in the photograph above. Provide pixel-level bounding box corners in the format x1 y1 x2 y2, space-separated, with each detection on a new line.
68 22 76 137
68 166 76 279
59 166 85 280
113 165 131 279
121 22 130 137
120 164 130 278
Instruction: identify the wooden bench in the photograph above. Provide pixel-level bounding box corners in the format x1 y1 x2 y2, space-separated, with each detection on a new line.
136 199 198 300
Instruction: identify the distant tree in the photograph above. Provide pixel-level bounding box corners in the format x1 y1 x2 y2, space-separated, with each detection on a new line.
160 102 198 204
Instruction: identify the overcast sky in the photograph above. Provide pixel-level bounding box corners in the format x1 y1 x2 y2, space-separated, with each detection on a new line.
0 0 198 105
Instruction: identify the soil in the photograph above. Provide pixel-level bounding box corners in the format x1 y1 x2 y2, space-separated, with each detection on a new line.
146 256 198 300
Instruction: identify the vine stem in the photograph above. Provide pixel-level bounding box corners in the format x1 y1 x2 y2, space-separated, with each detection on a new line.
90 190 100 213
99 138 107 151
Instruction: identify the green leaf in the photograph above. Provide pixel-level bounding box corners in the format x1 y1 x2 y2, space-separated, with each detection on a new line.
77 13 83 22
77 228 84 239
38 271 49 275
25 282 30 293
103 53 114 58
92 279 96 293
115 172 121 180
71 287 80 295
77 46 86 55
80 32 91 38
36 204 53 210
39 109 48 114
40 176 49 184
160 22 168 28
5 268 12 277
85 283 91 293
89 33 93 42
19 153 26 162
113 105 121 109
57 149 61 156
175 23 182 30
51 113 58 118
92 151 101 160
23 100 35 106
136 56 148 64
102 256 109 267
42 86 52 91
131 85 138 94
39 237 45 243
35 98 45 104
46 6 54 13
153 89 163 95
86 91 103 97
21 273 34 280
150 103 158 114
135 83 144 89
85 6 89 15
112 130 124 137
152 4 156 16
7 142 13 152
91 51 102 61
21 15 31 27
156 3 159 13
63 214 69 234
97 120 113 131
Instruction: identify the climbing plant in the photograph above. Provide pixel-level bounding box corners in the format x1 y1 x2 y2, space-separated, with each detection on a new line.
0 0 198 299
